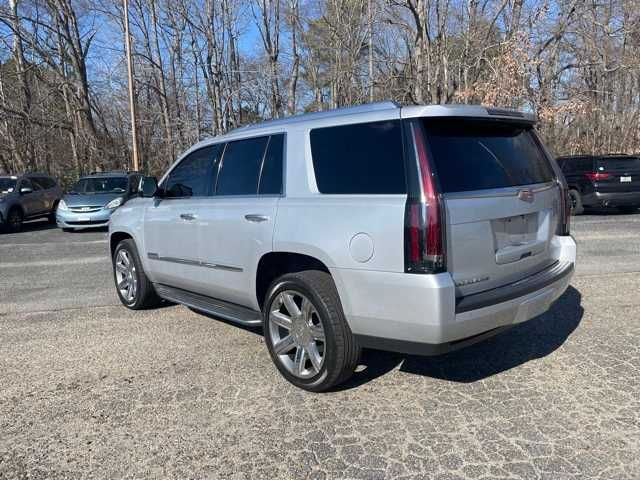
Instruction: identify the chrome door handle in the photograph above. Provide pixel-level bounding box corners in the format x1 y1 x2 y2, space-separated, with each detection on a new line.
244 214 269 223
180 213 196 221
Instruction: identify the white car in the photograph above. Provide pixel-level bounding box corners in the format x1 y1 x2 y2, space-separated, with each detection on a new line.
109 102 576 391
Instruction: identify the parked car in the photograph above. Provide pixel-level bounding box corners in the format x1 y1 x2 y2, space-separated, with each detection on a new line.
0 173 62 232
56 171 142 231
556 154 640 214
109 102 576 391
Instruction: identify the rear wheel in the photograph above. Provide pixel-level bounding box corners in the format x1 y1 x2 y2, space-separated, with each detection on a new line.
6 208 23 232
568 189 584 215
617 206 637 214
263 270 360 392
113 239 161 309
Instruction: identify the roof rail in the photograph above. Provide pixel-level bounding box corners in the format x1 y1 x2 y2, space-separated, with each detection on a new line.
230 100 401 134
89 170 139 175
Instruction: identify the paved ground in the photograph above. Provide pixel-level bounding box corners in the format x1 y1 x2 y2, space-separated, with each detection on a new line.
0 214 638 479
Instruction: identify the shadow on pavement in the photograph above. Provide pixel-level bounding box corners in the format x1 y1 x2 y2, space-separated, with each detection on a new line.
63 226 109 234
2 219 57 233
340 285 583 389
582 207 638 216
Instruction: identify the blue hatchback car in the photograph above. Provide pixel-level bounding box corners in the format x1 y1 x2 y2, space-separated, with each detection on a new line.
56 171 142 231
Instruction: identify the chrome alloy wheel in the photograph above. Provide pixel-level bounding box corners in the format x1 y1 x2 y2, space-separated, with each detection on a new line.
268 290 326 379
115 249 138 303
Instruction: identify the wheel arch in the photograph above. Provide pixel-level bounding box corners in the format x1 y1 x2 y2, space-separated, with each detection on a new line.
110 230 134 258
255 251 332 310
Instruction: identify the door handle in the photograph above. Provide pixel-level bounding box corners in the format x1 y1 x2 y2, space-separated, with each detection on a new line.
180 213 196 221
244 214 269 223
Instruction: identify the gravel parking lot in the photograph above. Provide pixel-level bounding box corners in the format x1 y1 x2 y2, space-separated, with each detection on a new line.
1 215 639 479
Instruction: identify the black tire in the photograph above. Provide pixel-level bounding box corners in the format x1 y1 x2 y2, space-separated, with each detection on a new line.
6 208 23 233
112 238 161 309
569 189 584 215
263 270 360 392
617 206 637 214
48 201 59 224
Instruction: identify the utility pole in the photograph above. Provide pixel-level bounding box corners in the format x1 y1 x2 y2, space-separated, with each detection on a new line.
123 0 139 171
368 0 374 103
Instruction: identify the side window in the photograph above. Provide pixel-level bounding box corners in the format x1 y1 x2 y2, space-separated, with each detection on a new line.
20 178 34 192
579 158 594 171
128 175 141 194
310 120 406 194
29 178 45 190
259 134 284 195
216 136 269 196
164 146 217 198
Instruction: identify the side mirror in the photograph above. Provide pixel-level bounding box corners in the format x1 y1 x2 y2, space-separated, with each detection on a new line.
20 187 33 195
140 176 159 198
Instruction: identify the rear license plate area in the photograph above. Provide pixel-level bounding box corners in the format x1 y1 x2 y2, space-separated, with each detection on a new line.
492 213 538 247
620 176 632 182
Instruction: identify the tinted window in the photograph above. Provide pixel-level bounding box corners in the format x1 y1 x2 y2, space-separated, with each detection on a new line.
0 178 17 193
216 137 268 196
27 178 43 190
128 175 141 194
30 177 50 190
259 134 284 195
42 177 56 188
20 178 34 191
424 119 554 193
165 146 219 198
597 157 640 172
562 157 593 172
310 120 405 194
72 177 128 194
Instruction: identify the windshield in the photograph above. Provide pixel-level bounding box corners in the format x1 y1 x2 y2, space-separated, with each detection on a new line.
0 178 17 194
71 177 128 194
596 157 640 172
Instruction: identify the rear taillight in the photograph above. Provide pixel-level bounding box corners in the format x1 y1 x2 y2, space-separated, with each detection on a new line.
585 172 610 181
559 182 571 236
404 122 446 273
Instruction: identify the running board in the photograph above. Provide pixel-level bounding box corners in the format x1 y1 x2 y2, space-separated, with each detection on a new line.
154 284 262 326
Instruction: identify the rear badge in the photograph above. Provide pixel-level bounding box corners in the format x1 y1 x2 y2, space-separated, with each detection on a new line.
518 189 535 203
455 276 490 287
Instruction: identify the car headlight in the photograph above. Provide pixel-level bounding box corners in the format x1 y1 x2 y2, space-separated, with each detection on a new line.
105 197 123 209
58 199 69 211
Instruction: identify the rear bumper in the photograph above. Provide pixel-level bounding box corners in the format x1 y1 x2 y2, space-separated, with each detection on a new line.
582 191 640 207
56 209 112 229
335 236 577 355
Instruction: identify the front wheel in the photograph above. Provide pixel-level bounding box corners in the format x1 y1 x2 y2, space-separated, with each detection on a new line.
113 239 161 309
6 208 23 232
263 270 360 392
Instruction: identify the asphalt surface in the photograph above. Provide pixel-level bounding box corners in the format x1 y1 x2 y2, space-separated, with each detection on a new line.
1 214 638 479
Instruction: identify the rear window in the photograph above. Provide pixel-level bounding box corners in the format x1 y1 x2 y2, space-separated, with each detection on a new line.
310 120 406 194
597 157 640 172
423 119 554 193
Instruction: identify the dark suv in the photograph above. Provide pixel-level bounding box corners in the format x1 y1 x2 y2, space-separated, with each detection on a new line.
0 173 63 232
556 154 640 214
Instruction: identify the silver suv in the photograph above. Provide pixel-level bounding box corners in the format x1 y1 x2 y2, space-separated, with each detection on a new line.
0 174 62 232
109 102 577 391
